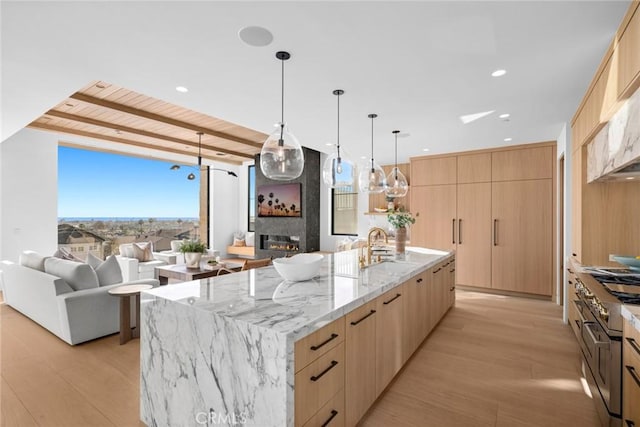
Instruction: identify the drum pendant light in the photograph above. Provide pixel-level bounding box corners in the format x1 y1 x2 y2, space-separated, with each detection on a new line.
358 114 387 193
322 89 356 188
385 130 409 198
260 51 305 181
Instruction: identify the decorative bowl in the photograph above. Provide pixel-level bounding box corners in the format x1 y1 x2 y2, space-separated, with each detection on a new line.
612 255 640 271
374 208 388 213
272 254 324 282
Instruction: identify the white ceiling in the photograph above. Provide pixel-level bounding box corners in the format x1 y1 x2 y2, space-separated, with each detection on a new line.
0 1 631 165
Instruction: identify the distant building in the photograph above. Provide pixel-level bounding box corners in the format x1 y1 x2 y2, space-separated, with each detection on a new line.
58 224 106 261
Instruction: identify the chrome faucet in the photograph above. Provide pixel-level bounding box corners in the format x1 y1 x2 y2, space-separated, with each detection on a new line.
366 227 389 265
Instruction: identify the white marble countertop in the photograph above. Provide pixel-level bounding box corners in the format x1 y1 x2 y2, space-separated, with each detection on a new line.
143 247 452 341
622 304 640 333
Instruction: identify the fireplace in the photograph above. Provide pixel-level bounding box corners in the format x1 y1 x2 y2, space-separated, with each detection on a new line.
260 235 300 253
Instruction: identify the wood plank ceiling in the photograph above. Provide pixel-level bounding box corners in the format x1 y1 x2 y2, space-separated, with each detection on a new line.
28 80 266 165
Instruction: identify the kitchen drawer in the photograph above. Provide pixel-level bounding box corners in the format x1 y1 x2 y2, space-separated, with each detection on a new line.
568 299 581 342
295 317 345 373
624 318 640 363
623 317 640 427
302 389 344 427
295 342 345 426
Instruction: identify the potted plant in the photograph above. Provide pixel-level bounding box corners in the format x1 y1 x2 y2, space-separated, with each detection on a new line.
387 209 416 254
179 240 207 268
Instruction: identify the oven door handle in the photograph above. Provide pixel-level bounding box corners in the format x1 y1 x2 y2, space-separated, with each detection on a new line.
583 322 609 348
573 300 587 325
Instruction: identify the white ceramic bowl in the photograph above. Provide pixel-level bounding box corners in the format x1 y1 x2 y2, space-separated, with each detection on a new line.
272 254 324 282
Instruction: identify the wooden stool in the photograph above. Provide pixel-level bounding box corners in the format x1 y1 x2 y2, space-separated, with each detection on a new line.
108 284 153 345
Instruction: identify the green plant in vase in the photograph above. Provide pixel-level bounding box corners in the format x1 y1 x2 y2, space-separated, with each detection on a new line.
387 210 416 254
179 240 207 268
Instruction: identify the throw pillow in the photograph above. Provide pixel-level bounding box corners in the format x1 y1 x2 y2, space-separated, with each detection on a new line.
170 240 184 252
86 253 123 286
19 250 49 272
119 244 134 258
245 232 255 247
233 238 246 247
132 242 154 262
44 257 99 291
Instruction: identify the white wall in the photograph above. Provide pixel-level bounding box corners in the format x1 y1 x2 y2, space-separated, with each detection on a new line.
558 124 573 323
208 161 241 257
0 128 58 262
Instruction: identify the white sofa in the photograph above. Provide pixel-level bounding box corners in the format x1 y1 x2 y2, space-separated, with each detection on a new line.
157 240 220 266
1 251 159 345
116 243 172 282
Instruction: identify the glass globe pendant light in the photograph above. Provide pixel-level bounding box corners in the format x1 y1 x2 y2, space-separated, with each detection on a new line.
260 51 305 181
385 130 409 198
322 89 356 188
358 114 387 193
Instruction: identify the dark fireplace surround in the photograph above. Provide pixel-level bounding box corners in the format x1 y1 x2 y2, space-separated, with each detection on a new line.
255 147 320 259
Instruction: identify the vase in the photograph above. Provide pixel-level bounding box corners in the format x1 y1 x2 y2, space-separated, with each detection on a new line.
395 227 407 254
184 252 202 269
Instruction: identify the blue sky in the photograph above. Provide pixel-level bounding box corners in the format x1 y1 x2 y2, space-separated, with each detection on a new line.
58 147 199 218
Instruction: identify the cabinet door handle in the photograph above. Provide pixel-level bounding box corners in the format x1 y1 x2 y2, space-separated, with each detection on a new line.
626 365 640 388
416 278 423 283
433 268 441 274
493 219 498 246
627 338 640 357
321 410 339 427
350 310 376 326
625 420 635 427
450 286 455 291
310 360 338 382
572 253 577 257
383 293 402 305
310 333 339 351
458 219 462 244
452 219 456 244
568 280 573 285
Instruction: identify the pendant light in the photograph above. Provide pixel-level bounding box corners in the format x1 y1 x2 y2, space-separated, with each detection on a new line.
260 51 304 181
358 114 387 193
170 132 237 179
385 130 409 198
322 89 356 188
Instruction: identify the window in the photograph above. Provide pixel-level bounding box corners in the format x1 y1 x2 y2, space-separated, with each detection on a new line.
248 165 255 231
331 164 358 235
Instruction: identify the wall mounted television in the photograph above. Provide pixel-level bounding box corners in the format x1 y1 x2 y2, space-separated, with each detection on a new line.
257 183 301 217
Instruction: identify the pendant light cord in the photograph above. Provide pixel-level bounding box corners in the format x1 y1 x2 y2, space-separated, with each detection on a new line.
279 58 285 144
336 92 341 160
370 116 375 173
198 132 202 166
394 133 398 180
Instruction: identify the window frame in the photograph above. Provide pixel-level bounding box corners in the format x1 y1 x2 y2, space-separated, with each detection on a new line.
331 187 358 236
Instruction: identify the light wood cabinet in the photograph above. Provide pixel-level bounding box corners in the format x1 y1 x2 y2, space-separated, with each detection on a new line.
430 261 450 328
457 153 491 183
448 259 456 308
295 342 345 426
623 317 640 427
491 180 553 296
302 389 344 427
491 146 553 181
566 265 581 342
403 271 429 362
295 318 345 373
571 145 583 262
344 301 377 426
375 286 405 396
456 183 492 288
411 156 457 185
617 5 640 98
410 185 456 251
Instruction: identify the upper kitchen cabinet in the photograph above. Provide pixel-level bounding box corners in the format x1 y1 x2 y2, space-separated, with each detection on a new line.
491 146 553 181
617 4 640 99
457 153 491 183
411 156 456 186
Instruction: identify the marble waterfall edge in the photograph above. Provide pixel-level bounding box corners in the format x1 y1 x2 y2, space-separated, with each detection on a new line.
140 296 290 427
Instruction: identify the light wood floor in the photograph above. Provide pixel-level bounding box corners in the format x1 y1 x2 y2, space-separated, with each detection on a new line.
0 291 599 427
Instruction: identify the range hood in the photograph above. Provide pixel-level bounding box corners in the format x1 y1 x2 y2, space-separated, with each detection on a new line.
587 85 640 183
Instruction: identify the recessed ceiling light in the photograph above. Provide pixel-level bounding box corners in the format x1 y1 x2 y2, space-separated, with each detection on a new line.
422 148 430 152
625 176 635 180
504 137 512 142
325 143 334 146
460 110 495 124
499 113 510 119
361 156 368 160
216 153 226 157
238 26 273 47
491 69 507 77
176 86 188 93
65 102 74 107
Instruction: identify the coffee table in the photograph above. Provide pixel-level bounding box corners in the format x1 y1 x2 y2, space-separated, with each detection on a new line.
108 284 154 345
155 263 243 285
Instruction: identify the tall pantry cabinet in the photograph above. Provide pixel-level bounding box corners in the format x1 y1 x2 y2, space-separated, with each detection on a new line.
410 143 555 297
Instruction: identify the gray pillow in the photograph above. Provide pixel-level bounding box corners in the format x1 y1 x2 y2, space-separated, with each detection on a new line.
19 251 49 272
44 257 99 291
86 253 123 286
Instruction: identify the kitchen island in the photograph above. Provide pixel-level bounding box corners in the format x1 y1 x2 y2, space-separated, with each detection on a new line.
140 248 454 427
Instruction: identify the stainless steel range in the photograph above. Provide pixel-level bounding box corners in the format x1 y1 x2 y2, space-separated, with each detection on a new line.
570 265 640 427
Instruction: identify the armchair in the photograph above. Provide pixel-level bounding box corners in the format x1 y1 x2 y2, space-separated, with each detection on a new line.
158 240 220 266
116 243 170 282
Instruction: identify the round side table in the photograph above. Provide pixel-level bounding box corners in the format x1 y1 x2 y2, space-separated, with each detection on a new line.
108 284 153 345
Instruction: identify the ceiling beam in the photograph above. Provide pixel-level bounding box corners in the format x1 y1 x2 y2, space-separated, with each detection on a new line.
27 122 243 165
68 92 265 149
43 109 255 159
